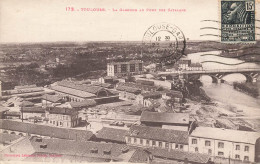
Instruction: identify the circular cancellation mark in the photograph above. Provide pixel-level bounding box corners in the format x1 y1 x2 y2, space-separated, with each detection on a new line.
142 22 186 64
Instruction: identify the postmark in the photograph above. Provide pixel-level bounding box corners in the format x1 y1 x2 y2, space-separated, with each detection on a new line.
142 22 186 64
221 0 255 43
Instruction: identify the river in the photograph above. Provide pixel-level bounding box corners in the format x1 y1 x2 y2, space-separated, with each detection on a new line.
186 51 260 129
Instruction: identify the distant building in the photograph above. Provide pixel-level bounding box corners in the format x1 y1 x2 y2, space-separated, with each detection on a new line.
116 84 141 100
45 107 79 128
1 85 54 101
107 60 143 77
49 80 119 104
125 125 189 151
189 127 260 163
136 92 162 105
176 58 203 71
140 111 190 131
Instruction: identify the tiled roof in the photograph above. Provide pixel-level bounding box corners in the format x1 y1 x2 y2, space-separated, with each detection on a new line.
50 85 96 98
30 138 129 160
42 94 63 103
0 133 21 143
96 127 128 143
116 85 141 94
163 90 183 98
0 119 93 141
148 148 211 164
191 127 260 144
92 82 113 88
47 107 77 116
140 111 189 124
22 107 45 113
136 80 154 86
57 81 105 94
128 149 149 163
140 92 162 99
69 99 97 108
126 125 188 144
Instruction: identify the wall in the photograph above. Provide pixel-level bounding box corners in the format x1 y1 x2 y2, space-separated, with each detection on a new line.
189 137 255 162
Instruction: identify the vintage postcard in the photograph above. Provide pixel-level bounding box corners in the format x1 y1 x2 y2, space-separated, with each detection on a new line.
0 0 260 164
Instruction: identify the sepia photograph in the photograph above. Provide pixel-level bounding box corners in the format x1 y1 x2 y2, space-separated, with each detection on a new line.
0 0 259 164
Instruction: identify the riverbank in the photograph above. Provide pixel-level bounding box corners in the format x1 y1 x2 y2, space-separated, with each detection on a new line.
201 83 260 132
233 82 259 98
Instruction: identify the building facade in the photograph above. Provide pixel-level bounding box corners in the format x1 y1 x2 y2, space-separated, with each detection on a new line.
107 60 143 77
45 108 79 128
125 125 189 152
189 127 260 163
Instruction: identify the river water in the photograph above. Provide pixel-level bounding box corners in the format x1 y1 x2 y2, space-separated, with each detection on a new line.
186 51 260 118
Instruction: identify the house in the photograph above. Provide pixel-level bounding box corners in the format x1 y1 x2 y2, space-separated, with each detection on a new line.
125 125 189 151
189 126 260 163
107 60 143 77
21 107 45 120
140 111 190 131
136 92 162 105
162 90 183 103
116 84 141 100
95 127 128 144
45 107 79 128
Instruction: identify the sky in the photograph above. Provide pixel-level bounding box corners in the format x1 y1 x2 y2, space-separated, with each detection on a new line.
0 0 259 43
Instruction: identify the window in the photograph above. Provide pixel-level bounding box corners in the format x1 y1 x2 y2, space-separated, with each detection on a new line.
159 142 162 147
244 146 249 152
205 140 211 146
165 143 169 149
139 63 142 71
180 145 183 150
114 65 117 73
130 64 135 72
175 144 179 149
235 154 240 159
192 139 197 144
121 64 127 72
195 147 198 152
218 152 224 156
208 149 212 155
152 140 156 146
236 145 240 150
218 142 224 148
244 156 249 161
146 140 150 146
134 138 137 143
140 139 143 145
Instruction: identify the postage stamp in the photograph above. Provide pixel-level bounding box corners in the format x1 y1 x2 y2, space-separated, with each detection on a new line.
142 22 186 64
221 0 255 43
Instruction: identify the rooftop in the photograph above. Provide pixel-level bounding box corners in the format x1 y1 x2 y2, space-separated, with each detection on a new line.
140 111 189 124
116 85 141 94
127 125 189 144
96 127 128 143
0 133 21 144
0 119 93 141
140 92 162 99
47 107 77 116
148 147 211 164
42 94 63 103
22 107 45 113
50 85 96 98
191 127 260 144
30 138 129 160
69 99 97 108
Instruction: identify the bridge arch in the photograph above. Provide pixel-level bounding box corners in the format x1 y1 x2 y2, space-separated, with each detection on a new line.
190 74 219 83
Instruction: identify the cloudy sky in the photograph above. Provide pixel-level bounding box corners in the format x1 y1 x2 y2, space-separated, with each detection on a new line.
0 0 259 42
